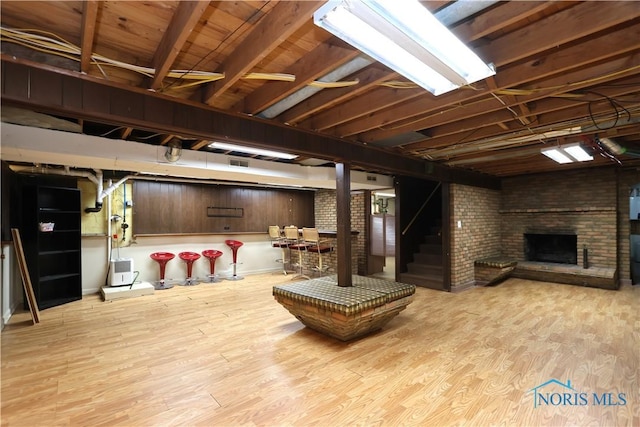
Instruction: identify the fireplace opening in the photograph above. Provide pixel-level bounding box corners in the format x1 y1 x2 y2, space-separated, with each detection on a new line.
524 233 577 264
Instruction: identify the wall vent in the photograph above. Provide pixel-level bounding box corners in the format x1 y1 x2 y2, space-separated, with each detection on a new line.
366 175 377 181
229 159 249 168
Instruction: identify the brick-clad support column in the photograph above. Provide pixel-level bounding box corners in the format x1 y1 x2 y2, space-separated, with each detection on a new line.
336 163 352 287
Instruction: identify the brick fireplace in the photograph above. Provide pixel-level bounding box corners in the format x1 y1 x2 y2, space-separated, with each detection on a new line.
449 167 619 291
500 168 617 270
501 169 617 288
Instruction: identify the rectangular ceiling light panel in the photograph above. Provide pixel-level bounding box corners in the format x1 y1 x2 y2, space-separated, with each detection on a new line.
563 143 594 162
313 0 495 95
209 142 298 160
541 144 593 164
541 148 573 164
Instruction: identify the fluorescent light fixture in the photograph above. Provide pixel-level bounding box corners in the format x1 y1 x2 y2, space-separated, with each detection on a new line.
563 143 593 162
541 144 593 164
541 148 573 164
375 192 395 198
313 0 495 95
209 141 298 160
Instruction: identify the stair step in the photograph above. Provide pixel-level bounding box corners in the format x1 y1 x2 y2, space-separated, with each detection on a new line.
419 243 442 254
413 253 443 264
407 262 443 275
399 273 444 290
423 235 442 244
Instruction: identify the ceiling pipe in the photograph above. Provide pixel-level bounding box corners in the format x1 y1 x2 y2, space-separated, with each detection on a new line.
599 137 640 158
10 165 134 213
11 165 104 212
11 164 316 200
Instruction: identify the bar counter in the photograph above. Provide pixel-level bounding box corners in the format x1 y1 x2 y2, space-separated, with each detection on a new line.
287 229 359 277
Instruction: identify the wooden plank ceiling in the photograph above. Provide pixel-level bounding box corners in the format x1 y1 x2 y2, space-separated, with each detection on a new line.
1 1 639 178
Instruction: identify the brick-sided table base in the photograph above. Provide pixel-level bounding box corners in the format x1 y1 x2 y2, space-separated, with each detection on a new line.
474 257 517 286
273 275 415 341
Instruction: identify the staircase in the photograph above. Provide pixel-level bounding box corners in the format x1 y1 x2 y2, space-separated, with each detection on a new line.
399 232 444 290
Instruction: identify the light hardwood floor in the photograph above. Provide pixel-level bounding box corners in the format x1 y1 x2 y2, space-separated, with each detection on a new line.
2 274 638 426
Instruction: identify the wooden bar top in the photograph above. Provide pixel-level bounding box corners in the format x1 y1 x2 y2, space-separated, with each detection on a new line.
317 229 360 237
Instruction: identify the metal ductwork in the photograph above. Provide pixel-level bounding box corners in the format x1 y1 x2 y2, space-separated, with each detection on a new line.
599 137 640 158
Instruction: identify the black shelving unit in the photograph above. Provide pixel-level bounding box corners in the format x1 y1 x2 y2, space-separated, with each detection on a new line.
21 185 82 309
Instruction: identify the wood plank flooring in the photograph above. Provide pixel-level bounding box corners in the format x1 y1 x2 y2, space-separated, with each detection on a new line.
2 275 638 426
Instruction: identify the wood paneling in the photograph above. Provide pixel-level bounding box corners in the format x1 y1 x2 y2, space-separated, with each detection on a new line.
132 181 314 234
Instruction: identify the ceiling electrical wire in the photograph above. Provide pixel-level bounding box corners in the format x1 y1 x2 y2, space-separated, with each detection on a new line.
0 25 360 90
585 91 632 131
160 1 271 92
2 25 639 96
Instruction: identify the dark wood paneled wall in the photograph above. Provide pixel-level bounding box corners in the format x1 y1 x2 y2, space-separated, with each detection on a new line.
132 181 314 234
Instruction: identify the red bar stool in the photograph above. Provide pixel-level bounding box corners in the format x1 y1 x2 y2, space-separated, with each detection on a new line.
202 249 223 283
150 252 175 290
178 251 201 286
225 239 244 280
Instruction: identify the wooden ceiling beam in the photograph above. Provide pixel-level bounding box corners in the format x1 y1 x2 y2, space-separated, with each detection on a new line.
410 96 640 156
469 156 618 177
334 13 640 142
453 1 553 42
298 1 561 133
278 66 396 125
150 0 210 91
237 40 361 115
402 62 640 150
411 68 640 145
120 127 133 139
80 0 99 73
486 77 534 126
159 134 176 145
355 25 640 142
447 125 640 168
191 139 211 150
0 57 500 189
199 1 322 106
475 2 639 66
304 86 428 132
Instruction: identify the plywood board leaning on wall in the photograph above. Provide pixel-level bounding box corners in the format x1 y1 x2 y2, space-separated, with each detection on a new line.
10 228 40 324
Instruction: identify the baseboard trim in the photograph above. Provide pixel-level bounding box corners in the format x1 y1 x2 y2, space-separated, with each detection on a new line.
451 280 475 293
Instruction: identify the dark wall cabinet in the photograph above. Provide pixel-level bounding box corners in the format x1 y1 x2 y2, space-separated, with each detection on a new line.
22 185 82 309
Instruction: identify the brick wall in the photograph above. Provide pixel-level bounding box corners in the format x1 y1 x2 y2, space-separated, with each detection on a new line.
450 184 501 291
315 190 337 229
314 189 366 275
500 168 617 269
351 191 367 274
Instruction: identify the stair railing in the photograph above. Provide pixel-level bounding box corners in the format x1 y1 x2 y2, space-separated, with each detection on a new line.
402 182 442 236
